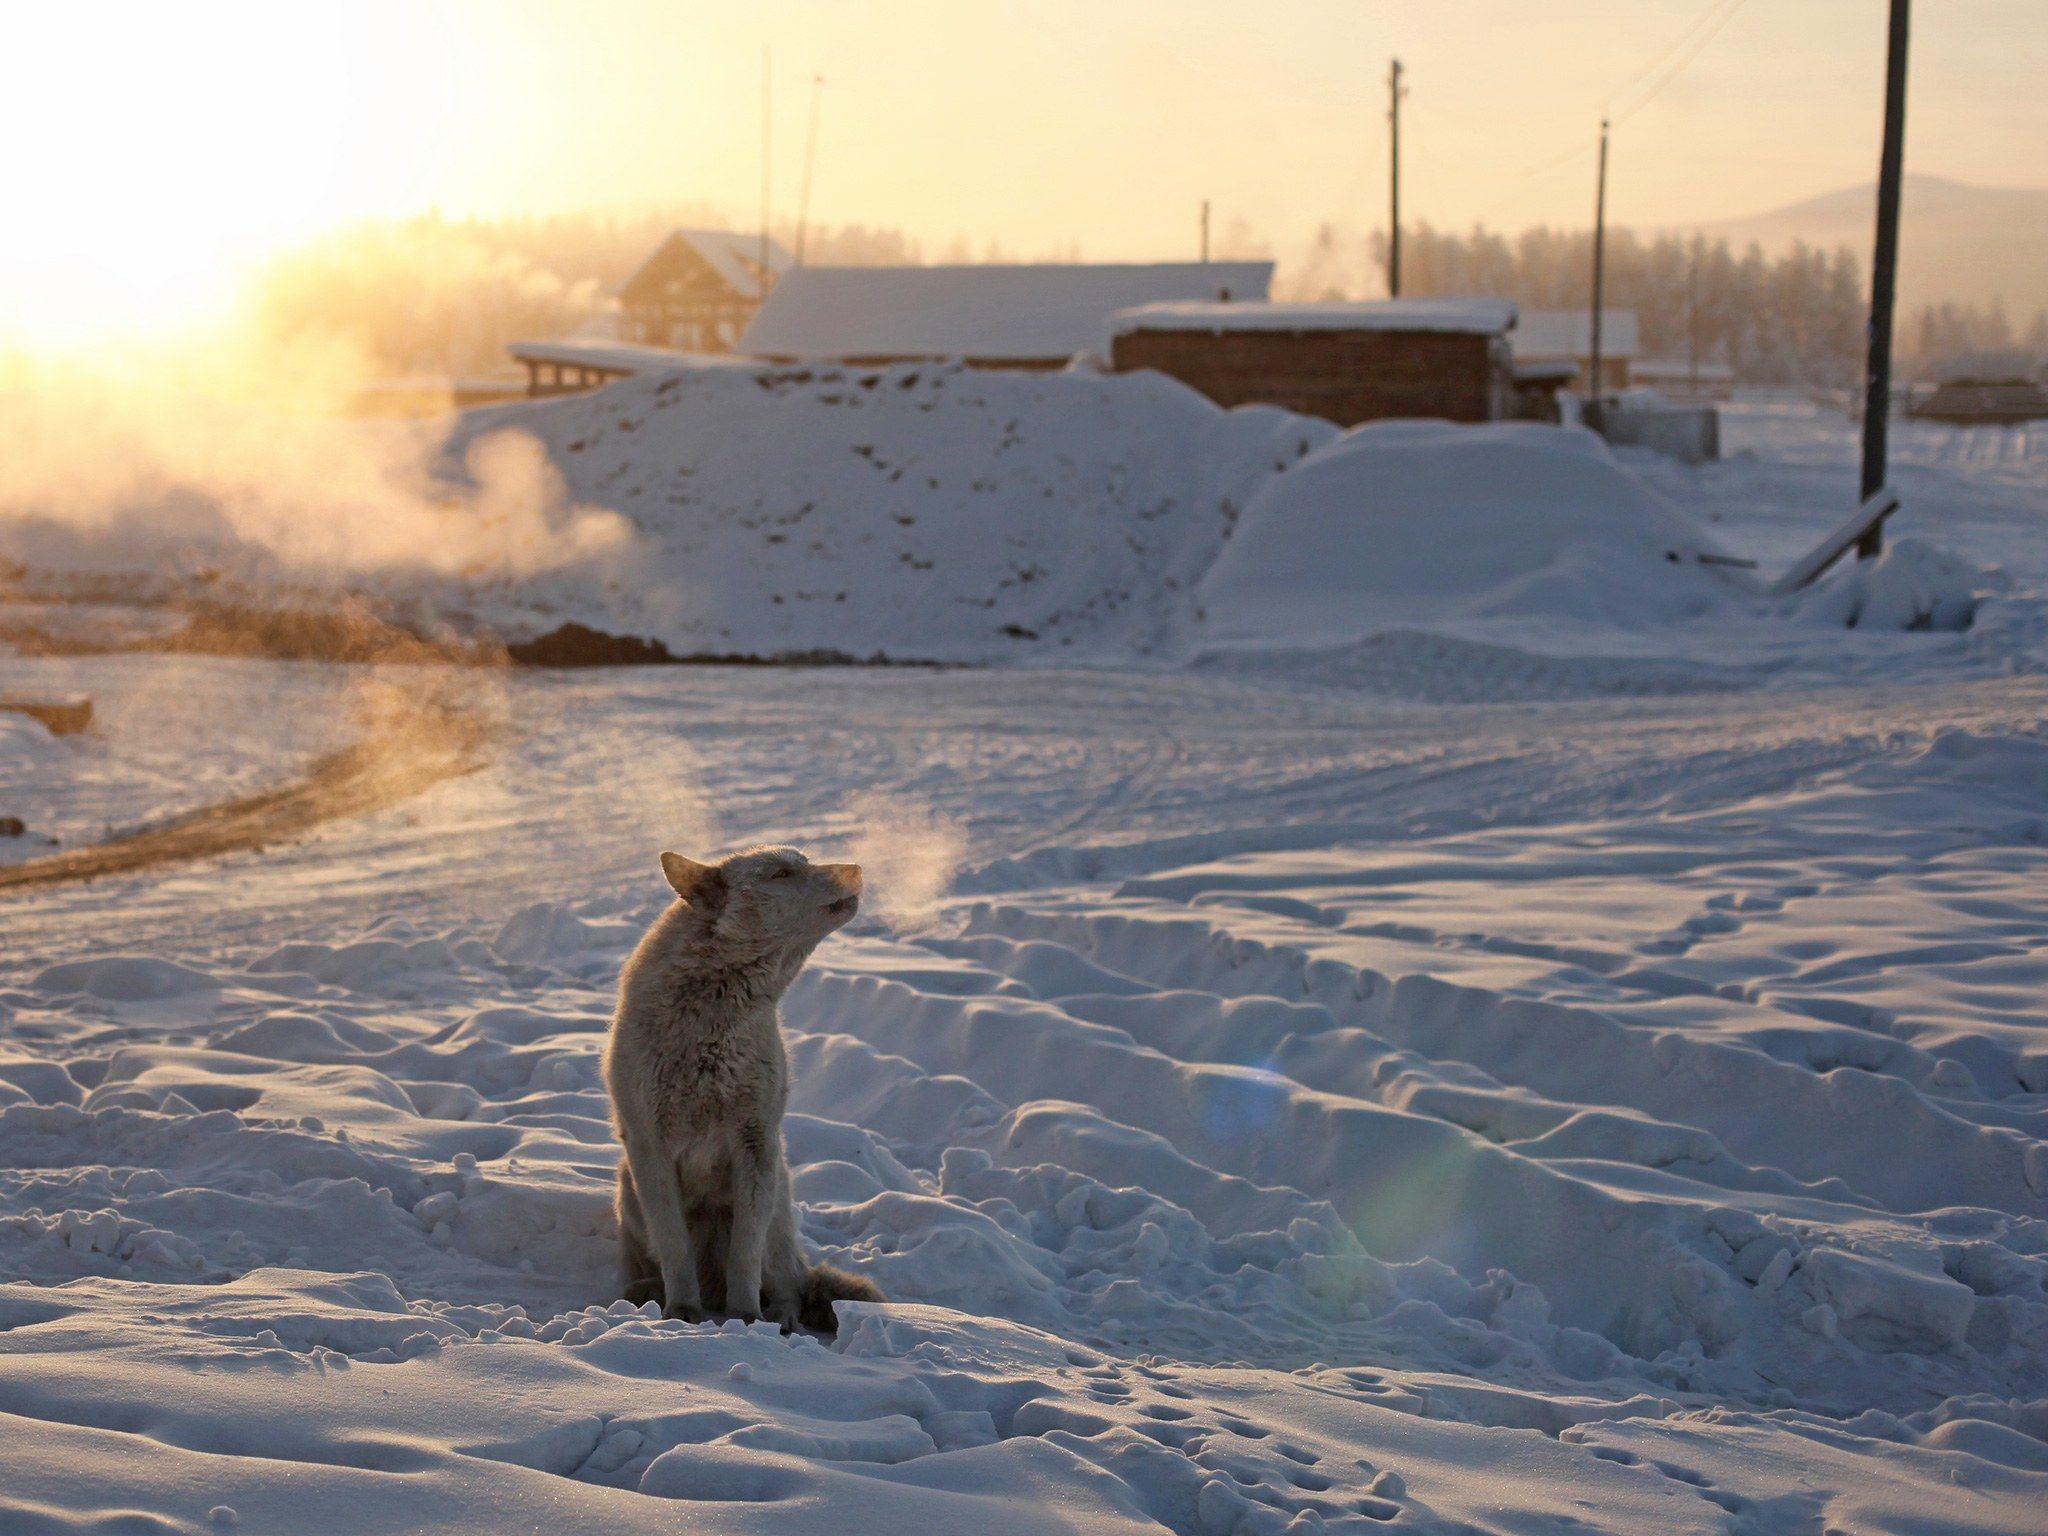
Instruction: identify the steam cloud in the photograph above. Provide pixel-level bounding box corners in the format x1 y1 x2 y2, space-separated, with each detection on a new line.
0 326 631 591
846 793 968 932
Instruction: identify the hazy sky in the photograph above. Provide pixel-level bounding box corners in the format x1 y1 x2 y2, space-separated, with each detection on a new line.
5 1 2045 331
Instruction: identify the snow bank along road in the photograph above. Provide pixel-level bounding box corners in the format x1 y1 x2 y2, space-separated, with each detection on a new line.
2 658 2046 1534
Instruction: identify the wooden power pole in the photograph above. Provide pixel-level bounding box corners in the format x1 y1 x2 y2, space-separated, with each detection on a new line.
1688 232 1703 396
1387 59 1406 296
1200 199 1211 263
1857 0 1912 557
1588 117 1610 428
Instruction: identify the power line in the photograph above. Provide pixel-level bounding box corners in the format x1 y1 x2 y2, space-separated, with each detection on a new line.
1605 0 1746 115
1511 0 1753 180
1611 0 1752 125
1516 129 1605 184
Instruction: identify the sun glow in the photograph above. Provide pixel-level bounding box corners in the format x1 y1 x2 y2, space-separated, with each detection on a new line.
2 3 480 348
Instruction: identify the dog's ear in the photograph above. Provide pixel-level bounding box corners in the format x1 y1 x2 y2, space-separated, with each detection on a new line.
660 852 727 910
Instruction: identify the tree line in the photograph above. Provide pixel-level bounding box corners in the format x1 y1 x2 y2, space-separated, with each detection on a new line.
1283 222 2042 384
1386 224 1865 385
255 208 2044 385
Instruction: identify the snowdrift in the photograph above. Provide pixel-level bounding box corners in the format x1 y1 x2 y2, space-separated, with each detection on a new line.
1195 421 1740 649
1799 536 1989 631
440 363 1326 661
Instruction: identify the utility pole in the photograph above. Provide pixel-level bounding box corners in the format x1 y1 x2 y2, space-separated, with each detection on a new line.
1858 0 1911 557
795 74 824 267
1387 59 1406 296
1200 200 1211 263
759 47 772 285
1588 117 1610 428
1688 232 1703 396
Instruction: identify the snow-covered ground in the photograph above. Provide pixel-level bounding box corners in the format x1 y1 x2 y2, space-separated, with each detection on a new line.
0 656 352 865
2 391 2046 1533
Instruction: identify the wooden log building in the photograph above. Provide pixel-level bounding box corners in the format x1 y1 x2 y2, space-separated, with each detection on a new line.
616 228 792 352
1109 299 1517 426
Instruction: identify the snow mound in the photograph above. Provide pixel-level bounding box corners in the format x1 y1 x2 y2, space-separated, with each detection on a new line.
1798 536 1989 631
1194 421 1739 648
443 363 1327 661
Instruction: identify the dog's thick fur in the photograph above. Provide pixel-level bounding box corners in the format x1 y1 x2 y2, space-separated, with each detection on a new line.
605 845 884 1332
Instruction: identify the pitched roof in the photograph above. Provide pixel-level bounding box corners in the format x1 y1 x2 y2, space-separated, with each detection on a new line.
506 339 711 375
740 262 1275 362
619 228 793 303
1112 297 1516 336
1512 309 1640 361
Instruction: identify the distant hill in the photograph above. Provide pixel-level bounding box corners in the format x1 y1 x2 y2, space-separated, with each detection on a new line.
1695 175 2048 317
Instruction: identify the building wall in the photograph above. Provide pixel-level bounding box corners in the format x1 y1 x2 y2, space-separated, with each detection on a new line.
1523 356 1632 393
1592 356 1631 393
1110 329 1506 425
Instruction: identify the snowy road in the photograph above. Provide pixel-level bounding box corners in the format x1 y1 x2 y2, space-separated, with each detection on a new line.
7 655 2047 957
3 655 2046 1533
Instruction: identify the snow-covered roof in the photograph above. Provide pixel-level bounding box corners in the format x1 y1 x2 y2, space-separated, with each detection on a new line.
618 228 792 303
1512 358 1581 384
506 340 708 375
1512 309 1640 361
1111 297 1516 337
740 262 1275 362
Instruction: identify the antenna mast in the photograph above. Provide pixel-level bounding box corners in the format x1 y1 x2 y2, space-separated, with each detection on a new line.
795 74 824 266
759 46 772 283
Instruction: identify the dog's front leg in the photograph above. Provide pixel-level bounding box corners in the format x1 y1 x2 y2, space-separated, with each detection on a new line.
725 1129 776 1322
622 1130 704 1322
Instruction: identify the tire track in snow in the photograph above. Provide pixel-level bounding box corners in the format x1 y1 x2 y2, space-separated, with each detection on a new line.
0 692 491 895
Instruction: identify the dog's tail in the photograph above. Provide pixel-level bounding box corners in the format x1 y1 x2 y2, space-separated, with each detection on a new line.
800 1263 884 1333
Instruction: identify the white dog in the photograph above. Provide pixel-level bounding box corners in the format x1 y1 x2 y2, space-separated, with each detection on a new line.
604 845 883 1330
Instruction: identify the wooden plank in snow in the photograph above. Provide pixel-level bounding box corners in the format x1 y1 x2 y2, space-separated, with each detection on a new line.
1769 488 1901 596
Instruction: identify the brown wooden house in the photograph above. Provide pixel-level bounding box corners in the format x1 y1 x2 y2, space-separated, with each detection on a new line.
1109 299 1516 426
617 229 792 352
